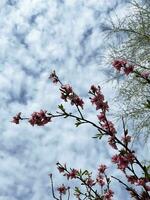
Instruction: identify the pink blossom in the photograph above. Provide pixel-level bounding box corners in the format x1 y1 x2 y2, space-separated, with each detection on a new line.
112 60 127 71
49 70 59 84
96 176 105 187
116 156 129 170
112 60 134 75
11 112 22 124
90 85 109 111
123 65 134 75
70 95 84 109
122 135 131 144
86 178 95 187
137 178 146 186
126 175 137 184
104 189 114 200
98 164 107 173
112 152 135 170
90 85 99 94
57 184 68 195
60 84 73 101
108 136 118 149
126 152 135 163
66 169 78 180
111 154 119 164
57 165 66 173
60 85 84 108
112 154 128 170
28 110 51 126
97 112 106 122
91 95 109 111
102 121 116 135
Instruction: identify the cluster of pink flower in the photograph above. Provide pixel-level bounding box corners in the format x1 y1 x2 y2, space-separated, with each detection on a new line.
56 162 114 200
57 162 79 180
97 165 114 200
112 60 134 75
90 85 109 111
89 85 116 145
127 175 150 189
96 165 107 187
112 151 135 171
11 110 51 126
28 110 51 126
12 70 150 200
48 70 84 109
101 121 116 136
60 84 84 109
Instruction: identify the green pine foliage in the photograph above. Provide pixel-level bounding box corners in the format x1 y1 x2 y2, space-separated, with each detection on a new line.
106 0 150 140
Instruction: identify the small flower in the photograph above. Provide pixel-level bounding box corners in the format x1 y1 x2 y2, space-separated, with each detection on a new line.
90 85 99 94
96 176 105 187
60 84 73 102
112 152 135 171
86 177 95 187
97 112 106 122
70 95 84 109
98 164 107 173
102 121 116 135
126 175 137 184
136 178 146 186
122 135 131 144
57 165 66 173
49 70 59 84
104 189 114 200
66 169 78 180
108 136 118 149
112 60 127 71
57 184 68 195
123 65 134 75
126 152 135 163
112 60 134 75
11 112 22 124
111 154 119 164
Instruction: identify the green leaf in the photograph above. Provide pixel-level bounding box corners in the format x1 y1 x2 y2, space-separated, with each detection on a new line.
143 165 150 179
92 133 103 140
58 104 65 112
82 170 89 176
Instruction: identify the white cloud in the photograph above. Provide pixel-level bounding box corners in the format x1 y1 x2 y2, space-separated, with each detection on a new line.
0 0 144 200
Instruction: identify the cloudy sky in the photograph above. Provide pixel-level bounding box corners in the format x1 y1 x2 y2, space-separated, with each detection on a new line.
0 0 149 200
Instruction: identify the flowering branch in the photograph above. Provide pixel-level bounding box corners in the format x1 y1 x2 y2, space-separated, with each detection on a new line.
112 59 150 84
11 70 150 200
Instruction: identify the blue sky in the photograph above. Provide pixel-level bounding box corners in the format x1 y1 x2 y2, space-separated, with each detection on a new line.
0 0 149 200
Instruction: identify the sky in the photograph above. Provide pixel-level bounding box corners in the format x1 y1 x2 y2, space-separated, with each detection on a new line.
0 0 149 200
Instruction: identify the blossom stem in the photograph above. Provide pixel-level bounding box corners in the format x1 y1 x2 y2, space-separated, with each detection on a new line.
111 176 141 200
76 105 84 119
67 188 70 200
49 175 59 200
